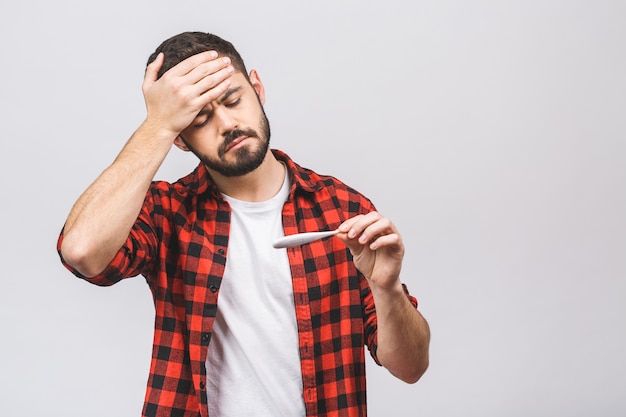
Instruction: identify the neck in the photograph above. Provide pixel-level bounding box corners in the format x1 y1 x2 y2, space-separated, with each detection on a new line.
208 151 286 202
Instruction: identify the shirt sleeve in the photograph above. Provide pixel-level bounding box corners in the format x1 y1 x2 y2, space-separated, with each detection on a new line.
56 193 159 286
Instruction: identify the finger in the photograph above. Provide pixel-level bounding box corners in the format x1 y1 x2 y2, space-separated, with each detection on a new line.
197 76 232 105
194 64 234 97
367 231 402 251
340 212 382 240
337 214 366 235
166 50 219 77
358 216 394 245
334 232 363 257
186 56 233 86
143 52 164 91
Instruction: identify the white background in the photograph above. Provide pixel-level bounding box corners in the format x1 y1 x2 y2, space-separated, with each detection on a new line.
1 1 625 416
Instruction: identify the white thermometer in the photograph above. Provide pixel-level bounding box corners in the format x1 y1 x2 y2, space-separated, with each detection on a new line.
272 229 340 249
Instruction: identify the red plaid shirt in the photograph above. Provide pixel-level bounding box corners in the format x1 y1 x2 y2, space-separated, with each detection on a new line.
58 149 418 417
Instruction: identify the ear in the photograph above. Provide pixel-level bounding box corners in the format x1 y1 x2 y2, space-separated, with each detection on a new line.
248 69 266 105
174 135 190 151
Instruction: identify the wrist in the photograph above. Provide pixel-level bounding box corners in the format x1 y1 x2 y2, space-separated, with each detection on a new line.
368 276 405 299
139 118 180 144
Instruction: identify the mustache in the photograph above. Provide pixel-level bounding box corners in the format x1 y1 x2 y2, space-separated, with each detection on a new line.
223 128 259 147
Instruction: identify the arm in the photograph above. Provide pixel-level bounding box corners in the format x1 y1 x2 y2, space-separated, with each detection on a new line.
338 212 430 383
60 51 234 277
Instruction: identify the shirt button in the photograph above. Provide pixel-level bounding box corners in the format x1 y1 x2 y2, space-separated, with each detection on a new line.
209 285 218 293
202 333 210 344
200 381 205 389
218 249 225 255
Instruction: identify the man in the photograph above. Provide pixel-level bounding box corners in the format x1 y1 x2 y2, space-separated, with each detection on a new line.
58 31 430 417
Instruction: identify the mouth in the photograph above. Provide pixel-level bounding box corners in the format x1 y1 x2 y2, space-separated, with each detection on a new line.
224 135 251 153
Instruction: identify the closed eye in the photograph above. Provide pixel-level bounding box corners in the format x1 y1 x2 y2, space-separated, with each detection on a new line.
219 86 242 106
225 98 240 108
193 112 211 128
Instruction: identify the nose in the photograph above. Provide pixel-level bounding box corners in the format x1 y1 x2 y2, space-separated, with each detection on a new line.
213 107 238 135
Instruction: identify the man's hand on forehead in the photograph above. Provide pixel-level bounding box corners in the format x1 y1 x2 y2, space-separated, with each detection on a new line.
171 51 225 76
141 50 234 138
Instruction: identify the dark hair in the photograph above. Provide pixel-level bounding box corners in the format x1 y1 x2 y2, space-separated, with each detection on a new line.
146 31 248 79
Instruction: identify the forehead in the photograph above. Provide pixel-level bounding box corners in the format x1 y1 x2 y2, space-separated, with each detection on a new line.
228 71 253 90
194 71 257 115
215 71 256 103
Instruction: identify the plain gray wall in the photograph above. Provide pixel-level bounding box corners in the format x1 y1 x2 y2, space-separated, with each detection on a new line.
1 1 624 416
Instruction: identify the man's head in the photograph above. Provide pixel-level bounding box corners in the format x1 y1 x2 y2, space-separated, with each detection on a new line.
149 32 271 178
147 32 248 79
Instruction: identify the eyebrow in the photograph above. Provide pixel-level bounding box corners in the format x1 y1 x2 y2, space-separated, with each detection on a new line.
194 87 243 120
219 86 242 104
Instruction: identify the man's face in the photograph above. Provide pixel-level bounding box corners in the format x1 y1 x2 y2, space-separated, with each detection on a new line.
177 70 271 177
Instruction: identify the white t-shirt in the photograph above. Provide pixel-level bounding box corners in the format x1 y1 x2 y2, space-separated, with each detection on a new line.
206 171 305 417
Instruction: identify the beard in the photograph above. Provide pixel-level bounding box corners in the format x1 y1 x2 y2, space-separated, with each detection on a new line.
185 105 271 178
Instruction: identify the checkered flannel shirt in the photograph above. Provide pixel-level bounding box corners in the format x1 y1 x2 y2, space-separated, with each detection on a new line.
58 149 418 417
